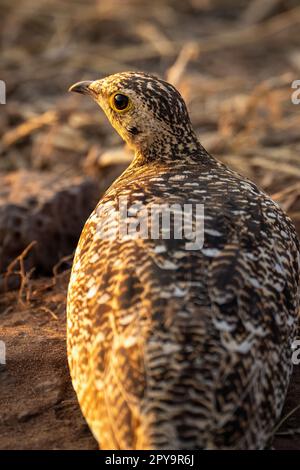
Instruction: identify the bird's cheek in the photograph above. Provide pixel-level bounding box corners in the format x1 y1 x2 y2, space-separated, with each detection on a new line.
114 120 135 144
106 113 125 135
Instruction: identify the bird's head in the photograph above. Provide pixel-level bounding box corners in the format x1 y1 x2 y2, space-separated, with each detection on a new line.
69 72 199 161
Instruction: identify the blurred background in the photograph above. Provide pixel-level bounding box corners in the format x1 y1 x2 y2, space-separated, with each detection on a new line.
0 0 300 450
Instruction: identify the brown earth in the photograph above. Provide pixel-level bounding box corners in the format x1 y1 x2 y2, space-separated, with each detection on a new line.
1 0 300 449
0 272 97 449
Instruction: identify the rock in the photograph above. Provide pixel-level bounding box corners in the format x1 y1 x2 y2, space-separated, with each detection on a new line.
0 170 100 276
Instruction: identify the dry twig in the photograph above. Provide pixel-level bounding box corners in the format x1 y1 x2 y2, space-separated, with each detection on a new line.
4 241 37 306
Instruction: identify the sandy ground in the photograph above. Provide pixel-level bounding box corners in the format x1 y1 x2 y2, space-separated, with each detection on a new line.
1 0 300 449
0 272 97 450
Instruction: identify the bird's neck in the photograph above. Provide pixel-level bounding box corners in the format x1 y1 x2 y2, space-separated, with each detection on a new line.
132 129 205 166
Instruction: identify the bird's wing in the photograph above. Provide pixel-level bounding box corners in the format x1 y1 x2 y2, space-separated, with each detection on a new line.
205 213 300 448
82 237 157 449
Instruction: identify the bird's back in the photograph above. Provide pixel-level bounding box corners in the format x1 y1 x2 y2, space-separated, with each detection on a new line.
67 153 300 449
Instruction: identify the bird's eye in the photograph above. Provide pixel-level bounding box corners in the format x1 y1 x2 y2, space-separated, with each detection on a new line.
110 93 131 112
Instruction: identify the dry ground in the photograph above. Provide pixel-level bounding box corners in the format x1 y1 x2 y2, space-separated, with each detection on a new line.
1 0 300 449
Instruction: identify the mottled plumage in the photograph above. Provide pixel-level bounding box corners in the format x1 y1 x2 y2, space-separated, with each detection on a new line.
67 72 300 449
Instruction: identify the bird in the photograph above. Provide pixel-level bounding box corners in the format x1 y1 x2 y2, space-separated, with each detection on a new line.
67 71 300 450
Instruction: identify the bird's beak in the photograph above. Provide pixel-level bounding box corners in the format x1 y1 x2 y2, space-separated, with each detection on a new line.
68 80 96 97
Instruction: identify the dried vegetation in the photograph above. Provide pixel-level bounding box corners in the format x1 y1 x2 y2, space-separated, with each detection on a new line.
0 0 300 449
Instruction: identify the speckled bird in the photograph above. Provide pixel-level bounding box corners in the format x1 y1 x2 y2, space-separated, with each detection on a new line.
67 72 300 450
